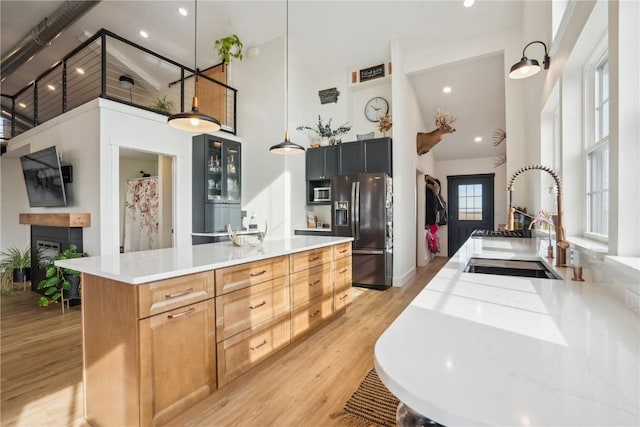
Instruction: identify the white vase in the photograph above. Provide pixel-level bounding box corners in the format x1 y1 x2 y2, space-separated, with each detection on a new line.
319 137 330 147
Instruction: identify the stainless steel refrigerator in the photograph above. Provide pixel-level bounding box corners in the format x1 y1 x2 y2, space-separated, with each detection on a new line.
331 173 393 289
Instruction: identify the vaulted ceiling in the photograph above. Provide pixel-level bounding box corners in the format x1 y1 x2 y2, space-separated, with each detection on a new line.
1 1 523 160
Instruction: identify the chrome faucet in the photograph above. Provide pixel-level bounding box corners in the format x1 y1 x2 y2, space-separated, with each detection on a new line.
506 164 569 267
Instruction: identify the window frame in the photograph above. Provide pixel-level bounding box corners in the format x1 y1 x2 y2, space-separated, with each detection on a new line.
582 38 609 242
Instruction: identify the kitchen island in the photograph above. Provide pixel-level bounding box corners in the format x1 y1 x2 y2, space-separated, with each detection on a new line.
56 236 353 427
375 236 639 426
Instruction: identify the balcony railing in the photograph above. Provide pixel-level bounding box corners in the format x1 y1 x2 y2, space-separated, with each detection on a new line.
0 29 237 141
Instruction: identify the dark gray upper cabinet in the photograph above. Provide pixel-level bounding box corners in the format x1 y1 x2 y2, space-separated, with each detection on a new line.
363 138 392 175
338 142 363 175
338 138 392 176
193 134 241 233
306 145 338 180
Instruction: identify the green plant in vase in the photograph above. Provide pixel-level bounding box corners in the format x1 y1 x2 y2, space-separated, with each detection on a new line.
37 244 88 307
0 246 31 290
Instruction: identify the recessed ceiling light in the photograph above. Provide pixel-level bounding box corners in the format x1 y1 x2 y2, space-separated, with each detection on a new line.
464 0 475 7
139 30 149 38
19 102 27 108
76 67 85 75
47 84 56 91
442 86 452 94
474 136 482 142
178 7 188 16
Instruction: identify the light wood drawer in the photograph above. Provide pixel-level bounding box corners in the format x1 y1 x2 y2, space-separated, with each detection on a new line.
334 286 352 312
291 296 334 339
334 242 352 259
138 272 214 319
334 257 352 290
215 256 289 296
290 263 333 309
217 315 291 387
290 247 333 273
215 275 290 342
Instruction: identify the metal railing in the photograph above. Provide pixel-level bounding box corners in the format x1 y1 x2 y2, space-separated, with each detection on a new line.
0 29 237 140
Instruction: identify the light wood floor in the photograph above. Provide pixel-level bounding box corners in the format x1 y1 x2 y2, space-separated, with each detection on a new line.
1 259 446 427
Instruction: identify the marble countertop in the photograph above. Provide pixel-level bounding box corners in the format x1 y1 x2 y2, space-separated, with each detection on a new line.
55 236 352 285
375 236 639 426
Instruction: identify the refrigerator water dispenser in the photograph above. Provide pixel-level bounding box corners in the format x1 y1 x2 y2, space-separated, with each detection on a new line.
334 201 349 226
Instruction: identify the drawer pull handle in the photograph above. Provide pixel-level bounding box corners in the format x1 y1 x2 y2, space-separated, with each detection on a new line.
339 269 348 274
309 279 321 286
339 249 348 253
250 339 268 351
250 300 267 309
165 288 194 299
339 294 349 300
250 270 267 277
309 310 321 318
309 256 321 261
167 307 195 319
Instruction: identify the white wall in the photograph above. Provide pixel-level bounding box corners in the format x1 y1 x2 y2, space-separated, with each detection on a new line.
435 157 507 257
1 101 101 256
98 99 205 254
232 36 293 239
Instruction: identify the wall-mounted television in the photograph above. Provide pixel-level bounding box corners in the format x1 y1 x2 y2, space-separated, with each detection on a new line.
20 146 68 207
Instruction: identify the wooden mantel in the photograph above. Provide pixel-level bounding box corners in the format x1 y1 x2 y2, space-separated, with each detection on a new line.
19 213 91 228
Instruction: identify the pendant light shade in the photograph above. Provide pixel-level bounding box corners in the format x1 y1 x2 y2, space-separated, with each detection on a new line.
270 131 305 154
270 0 304 155
168 0 221 133
168 92 221 132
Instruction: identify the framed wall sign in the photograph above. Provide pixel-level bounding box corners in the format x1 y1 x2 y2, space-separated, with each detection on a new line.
318 88 340 104
359 64 385 82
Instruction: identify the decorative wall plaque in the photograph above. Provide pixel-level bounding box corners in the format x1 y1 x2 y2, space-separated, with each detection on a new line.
318 88 340 104
359 64 385 82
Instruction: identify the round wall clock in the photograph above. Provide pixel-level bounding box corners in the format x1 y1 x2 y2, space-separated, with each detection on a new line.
364 97 389 122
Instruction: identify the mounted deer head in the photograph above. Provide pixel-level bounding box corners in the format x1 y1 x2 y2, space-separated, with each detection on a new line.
416 111 457 155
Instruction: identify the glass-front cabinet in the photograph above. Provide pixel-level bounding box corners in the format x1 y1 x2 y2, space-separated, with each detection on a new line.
193 134 242 233
206 140 240 202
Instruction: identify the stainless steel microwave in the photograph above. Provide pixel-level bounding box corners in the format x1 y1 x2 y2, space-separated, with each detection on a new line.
313 187 331 202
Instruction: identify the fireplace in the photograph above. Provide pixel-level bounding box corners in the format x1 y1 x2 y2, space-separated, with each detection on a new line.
19 213 90 292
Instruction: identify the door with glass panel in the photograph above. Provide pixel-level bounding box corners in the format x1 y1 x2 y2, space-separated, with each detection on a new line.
447 174 494 257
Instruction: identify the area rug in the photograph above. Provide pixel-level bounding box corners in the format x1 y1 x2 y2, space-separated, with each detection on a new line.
340 368 399 427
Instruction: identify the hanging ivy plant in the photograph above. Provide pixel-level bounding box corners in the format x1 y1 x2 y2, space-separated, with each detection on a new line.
214 34 244 66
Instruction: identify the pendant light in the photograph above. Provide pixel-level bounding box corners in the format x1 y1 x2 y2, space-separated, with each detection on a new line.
168 0 221 133
270 0 305 155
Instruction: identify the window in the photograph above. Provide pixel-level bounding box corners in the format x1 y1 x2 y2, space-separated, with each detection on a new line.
458 184 482 220
585 53 609 237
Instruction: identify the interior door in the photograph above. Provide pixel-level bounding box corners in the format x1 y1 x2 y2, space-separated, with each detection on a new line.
447 174 494 257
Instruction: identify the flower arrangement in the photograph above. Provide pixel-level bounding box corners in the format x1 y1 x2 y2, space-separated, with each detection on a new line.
529 209 555 258
378 113 392 134
296 115 351 138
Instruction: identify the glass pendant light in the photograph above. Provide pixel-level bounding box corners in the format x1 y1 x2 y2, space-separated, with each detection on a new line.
270 0 305 155
168 0 221 133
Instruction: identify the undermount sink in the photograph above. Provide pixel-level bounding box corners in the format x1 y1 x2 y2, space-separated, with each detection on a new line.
464 258 561 280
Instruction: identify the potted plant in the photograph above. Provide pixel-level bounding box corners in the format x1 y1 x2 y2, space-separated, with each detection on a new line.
0 246 31 286
37 244 88 307
150 95 175 114
296 115 352 146
214 34 243 67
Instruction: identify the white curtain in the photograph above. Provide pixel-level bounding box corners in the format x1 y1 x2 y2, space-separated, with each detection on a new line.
124 177 159 252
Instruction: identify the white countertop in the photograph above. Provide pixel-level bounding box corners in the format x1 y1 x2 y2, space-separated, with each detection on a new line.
55 236 352 285
375 237 639 426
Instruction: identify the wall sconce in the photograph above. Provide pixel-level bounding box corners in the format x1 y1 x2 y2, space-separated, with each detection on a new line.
509 41 550 79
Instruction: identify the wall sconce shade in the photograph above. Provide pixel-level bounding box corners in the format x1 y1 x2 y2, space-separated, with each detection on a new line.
509 40 550 80
119 75 135 89
168 0 221 133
